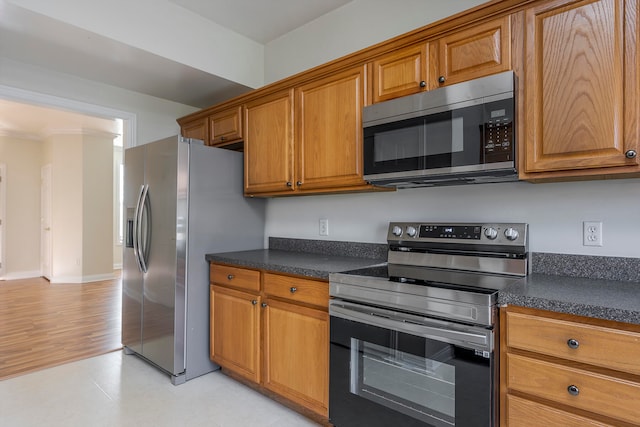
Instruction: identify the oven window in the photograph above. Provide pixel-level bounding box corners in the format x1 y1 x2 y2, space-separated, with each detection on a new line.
350 339 456 427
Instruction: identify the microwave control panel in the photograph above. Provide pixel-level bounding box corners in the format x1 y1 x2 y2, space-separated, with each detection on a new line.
483 103 514 163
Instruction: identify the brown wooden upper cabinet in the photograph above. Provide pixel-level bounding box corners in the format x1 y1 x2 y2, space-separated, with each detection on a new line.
180 116 208 142
372 16 511 103
210 105 243 147
520 0 640 179
244 65 372 196
372 43 429 103
244 89 295 195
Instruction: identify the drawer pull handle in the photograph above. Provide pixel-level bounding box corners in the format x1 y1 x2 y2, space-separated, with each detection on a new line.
227 274 234 280
567 338 579 349
290 287 297 293
567 385 580 396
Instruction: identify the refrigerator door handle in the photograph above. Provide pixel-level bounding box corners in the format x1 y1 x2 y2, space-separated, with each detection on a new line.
132 184 145 272
138 184 150 273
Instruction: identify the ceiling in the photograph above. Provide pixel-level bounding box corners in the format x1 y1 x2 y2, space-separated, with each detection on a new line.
0 0 352 137
168 0 352 44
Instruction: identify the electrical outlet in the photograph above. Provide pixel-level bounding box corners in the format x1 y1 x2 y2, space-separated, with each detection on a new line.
319 218 329 236
583 221 603 246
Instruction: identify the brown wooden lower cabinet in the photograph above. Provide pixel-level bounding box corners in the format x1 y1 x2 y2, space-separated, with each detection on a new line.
209 263 329 418
501 305 640 426
210 285 261 383
263 298 329 415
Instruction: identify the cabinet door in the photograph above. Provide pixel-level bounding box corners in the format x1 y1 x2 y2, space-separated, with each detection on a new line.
181 117 209 142
262 298 329 416
295 66 369 191
372 43 428 103
244 90 295 194
210 106 243 146
522 0 639 175
433 15 511 87
210 285 261 383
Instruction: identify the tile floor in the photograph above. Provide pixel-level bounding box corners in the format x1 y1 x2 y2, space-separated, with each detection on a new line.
0 350 320 427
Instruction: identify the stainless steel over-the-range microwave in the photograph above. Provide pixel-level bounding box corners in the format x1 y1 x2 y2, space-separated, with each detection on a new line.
362 71 517 188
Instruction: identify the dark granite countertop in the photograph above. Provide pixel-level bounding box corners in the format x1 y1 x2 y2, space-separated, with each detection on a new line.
206 249 386 280
500 273 640 325
206 238 640 325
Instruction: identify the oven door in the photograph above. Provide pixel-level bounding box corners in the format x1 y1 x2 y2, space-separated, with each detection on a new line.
329 301 495 427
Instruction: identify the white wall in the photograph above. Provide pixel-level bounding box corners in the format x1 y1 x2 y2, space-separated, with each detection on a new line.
266 179 640 257
264 1 640 258
0 136 42 278
82 134 113 280
49 134 83 281
264 0 486 83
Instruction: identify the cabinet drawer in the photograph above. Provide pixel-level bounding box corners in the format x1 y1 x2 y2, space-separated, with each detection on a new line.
506 394 613 427
263 273 328 308
210 264 260 292
506 311 640 375
507 353 640 425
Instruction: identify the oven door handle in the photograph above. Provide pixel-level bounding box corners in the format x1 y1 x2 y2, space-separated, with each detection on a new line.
330 301 493 353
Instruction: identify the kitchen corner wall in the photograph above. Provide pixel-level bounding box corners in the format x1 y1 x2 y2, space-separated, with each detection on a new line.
263 0 640 258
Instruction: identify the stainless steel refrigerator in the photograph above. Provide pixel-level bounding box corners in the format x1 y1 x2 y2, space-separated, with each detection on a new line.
122 136 264 385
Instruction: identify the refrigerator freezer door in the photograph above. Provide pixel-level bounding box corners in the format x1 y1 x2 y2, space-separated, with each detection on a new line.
141 137 183 375
122 145 145 355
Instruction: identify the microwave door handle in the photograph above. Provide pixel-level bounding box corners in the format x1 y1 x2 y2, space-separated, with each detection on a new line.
132 184 145 272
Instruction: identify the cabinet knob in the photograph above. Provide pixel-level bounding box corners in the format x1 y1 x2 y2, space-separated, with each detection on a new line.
625 150 637 159
438 76 446 84
296 181 302 186
261 302 268 308
220 136 226 141
251 299 258 305
567 338 579 349
286 181 293 187
227 274 234 280
419 80 426 88
290 287 297 293
567 385 580 396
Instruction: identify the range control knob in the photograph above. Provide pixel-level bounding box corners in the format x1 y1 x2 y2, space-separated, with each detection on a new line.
484 227 498 240
406 226 417 237
504 227 519 241
392 225 403 237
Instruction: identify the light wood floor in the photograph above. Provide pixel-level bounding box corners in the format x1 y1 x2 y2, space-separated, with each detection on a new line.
0 275 122 380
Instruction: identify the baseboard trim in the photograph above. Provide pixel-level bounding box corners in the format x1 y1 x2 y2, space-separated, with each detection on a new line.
2 270 42 280
50 273 117 284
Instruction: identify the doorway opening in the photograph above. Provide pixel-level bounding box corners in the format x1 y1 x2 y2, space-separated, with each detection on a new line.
0 84 137 282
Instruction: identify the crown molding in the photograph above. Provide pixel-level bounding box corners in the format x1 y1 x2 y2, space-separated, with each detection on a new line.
41 127 120 139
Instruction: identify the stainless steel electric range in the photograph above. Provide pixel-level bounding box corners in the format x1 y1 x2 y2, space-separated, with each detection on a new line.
328 222 529 427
